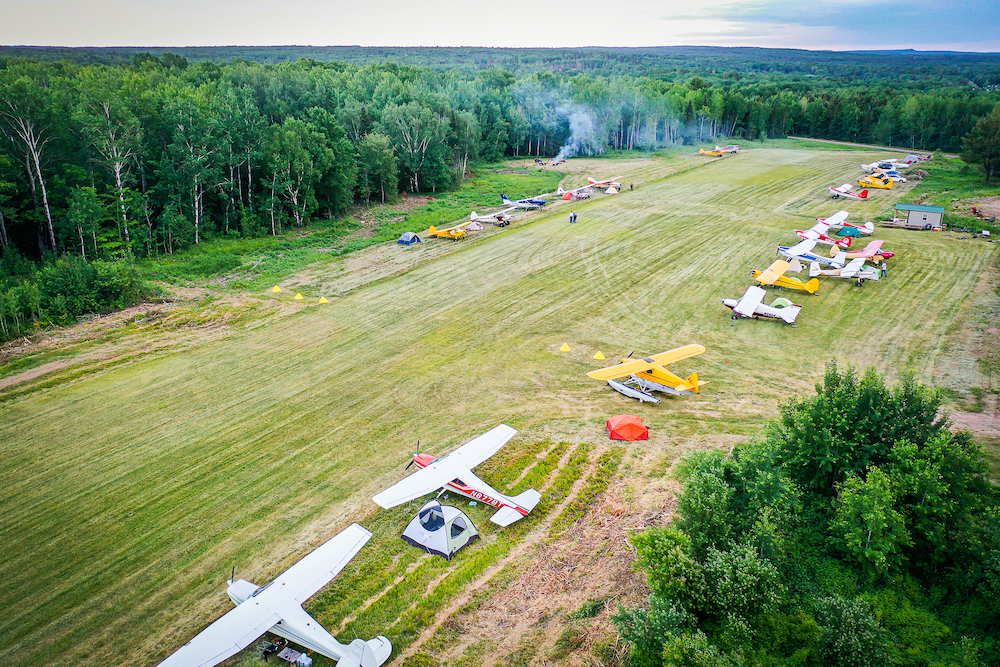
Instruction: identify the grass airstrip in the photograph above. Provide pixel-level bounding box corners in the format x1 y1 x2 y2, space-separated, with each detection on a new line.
1 146 998 667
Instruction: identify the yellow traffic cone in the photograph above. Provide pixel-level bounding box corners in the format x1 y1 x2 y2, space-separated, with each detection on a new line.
271 285 282 293
318 296 329 304
594 351 606 360
294 293 304 300
560 343 572 352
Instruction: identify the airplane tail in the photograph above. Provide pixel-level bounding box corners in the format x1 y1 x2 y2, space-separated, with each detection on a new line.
501 194 515 205
858 222 874 234
858 189 869 199
429 225 437 233
831 250 847 267
490 489 542 526
809 262 822 277
836 237 852 248
804 278 820 293
470 212 478 221
557 186 565 195
781 307 801 324
685 372 701 393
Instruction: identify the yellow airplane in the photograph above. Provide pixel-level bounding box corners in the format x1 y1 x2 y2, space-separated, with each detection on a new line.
427 221 472 240
750 259 820 295
587 344 706 403
699 148 725 157
857 174 893 189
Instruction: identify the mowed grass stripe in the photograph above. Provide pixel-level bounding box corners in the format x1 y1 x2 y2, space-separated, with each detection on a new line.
0 149 993 666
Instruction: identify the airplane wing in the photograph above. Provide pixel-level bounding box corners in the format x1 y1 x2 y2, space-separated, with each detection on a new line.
649 344 707 366
157 525 372 667
825 211 849 228
372 425 517 509
784 239 817 257
840 257 866 277
757 259 791 285
587 358 657 381
734 286 766 318
860 240 884 256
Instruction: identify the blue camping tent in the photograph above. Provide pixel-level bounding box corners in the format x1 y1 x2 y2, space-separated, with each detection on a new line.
398 232 421 246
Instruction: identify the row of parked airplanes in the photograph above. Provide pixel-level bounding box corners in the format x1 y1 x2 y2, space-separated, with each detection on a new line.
828 153 931 200
159 424 541 667
425 175 625 240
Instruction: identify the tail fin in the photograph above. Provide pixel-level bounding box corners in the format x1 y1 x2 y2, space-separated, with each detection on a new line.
501 194 514 205
809 262 821 277
557 186 565 195
859 189 869 199
805 278 820 293
836 237 852 248
781 307 801 324
490 489 542 527
831 250 847 267
686 372 700 393
470 212 477 221
429 225 437 233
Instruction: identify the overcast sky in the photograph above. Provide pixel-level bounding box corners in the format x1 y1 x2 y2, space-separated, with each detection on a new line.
2 0 998 52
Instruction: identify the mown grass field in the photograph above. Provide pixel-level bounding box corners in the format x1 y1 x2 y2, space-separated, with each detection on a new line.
1 147 996 667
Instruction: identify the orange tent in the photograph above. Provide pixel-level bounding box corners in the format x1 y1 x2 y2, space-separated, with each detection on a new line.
606 414 649 441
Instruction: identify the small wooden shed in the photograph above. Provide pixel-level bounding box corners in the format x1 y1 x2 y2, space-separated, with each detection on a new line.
895 203 945 230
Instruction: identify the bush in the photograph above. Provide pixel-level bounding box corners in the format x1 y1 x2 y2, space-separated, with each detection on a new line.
814 596 887 667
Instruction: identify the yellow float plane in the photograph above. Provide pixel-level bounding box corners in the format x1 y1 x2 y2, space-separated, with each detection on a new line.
427 221 472 240
750 259 820 295
587 344 707 402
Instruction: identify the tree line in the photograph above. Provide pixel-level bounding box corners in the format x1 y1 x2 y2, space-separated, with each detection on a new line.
1 53 998 340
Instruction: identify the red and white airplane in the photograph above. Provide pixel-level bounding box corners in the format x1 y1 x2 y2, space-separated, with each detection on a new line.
587 175 623 188
372 425 541 527
556 184 593 200
828 239 894 261
795 211 852 248
829 183 869 200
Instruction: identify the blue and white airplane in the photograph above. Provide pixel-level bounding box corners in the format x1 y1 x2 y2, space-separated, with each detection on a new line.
501 193 548 210
778 239 847 269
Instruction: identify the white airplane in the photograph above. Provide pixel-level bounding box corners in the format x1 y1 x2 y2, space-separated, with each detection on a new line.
501 193 547 210
809 258 881 286
722 286 801 324
862 159 907 173
157 524 392 667
823 216 875 235
373 425 541 527
556 185 593 201
587 175 623 188
778 239 847 268
470 208 517 227
829 184 869 200
715 144 739 153
794 211 852 248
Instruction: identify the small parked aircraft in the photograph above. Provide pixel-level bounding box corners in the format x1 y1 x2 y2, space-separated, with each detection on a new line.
723 286 802 324
716 144 740 153
873 170 907 183
751 259 820 295
470 208 516 227
809 258 881 286
556 185 593 200
587 176 624 188
858 174 893 189
862 159 908 174
699 147 725 157
779 239 847 268
373 425 541 527
829 184 869 200
794 211 852 248
157 523 392 667
823 216 875 235
828 239 894 261
428 221 472 240
501 193 547 210
586 344 707 402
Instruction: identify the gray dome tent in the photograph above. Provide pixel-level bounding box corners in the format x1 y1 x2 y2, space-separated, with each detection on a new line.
401 500 479 561
398 232 421 246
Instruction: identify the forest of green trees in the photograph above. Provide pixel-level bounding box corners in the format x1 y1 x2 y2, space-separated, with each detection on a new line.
1 47 999 340
616 365 1000 666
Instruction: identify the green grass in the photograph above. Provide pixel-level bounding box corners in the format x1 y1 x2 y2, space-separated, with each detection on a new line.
1 147 997 667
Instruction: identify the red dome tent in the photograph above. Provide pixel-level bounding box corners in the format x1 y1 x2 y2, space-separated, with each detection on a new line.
606 414 649 441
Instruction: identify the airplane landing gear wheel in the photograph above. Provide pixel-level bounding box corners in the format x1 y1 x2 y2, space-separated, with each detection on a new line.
731 314 738 320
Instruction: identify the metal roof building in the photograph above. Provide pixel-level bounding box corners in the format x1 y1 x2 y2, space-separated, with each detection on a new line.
895 203 945 230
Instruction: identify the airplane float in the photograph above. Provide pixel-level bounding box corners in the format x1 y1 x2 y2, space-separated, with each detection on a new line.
828 239 894 261
829 183 869 200
778 239 847 269
794 211 852 248
470 208 516 227
501 193 547 210
427 221 473 240
586 344 707 403
858 174 893 189
556 185 593 201
157 523 392 667
750 259 820 295
587 176 623 188
373 425 541 527
809 258 881 286
723 286 802 324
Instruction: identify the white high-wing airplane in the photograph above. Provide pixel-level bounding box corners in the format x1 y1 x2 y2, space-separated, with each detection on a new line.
809 258 881 286
779 239 847 269
373 425 541 527
587 175 623 188
722 286 802 324
794 211 852 248
501 194 548 210
470 207 517 226
157 524 391 667
829 184 869 200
